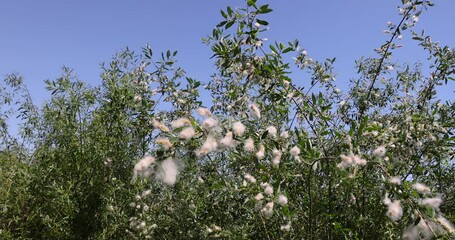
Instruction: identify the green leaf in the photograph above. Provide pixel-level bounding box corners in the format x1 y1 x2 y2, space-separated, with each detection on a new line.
269 45 277 53
259 4 273 14
227 6 233 16
261 130 268 139
247 0 257 7
217 21 227 28
282 47 293 53
225 20 235 29
256 19 269 26
220 10 227 18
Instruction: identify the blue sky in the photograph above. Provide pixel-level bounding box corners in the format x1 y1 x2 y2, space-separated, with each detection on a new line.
1 0 454 105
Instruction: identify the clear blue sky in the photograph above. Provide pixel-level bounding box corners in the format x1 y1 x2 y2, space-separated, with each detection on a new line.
1 0 454 105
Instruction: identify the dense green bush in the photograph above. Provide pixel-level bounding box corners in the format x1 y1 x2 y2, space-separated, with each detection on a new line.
1 0 454 239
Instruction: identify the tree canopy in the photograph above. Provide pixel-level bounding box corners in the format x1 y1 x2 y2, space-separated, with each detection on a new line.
1 0 454 239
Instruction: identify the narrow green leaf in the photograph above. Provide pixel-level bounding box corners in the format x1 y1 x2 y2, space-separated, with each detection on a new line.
227 6 233 16
220 10 227 18
247 0 257 7
269 45 277 53
225 20 235 29
256 19 269 26
217 21 227 28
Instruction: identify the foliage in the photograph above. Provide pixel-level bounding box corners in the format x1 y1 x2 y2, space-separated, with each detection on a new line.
1 0 454 239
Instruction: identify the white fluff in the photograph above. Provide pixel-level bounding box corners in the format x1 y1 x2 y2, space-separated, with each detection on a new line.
388 176 401 185
244 138 255 152
196 135 218 157
219 131 236 148
437 216 454 234
280 131 289 138
152 119 170 132
290 146 300 157
421 197 443 209
271 149 282 167
373 146 387 157
254 193 264 201
280 223 291 232
249 103 261 119
338 154 366 168
256 144 265 160
261 182 274 196
178 127 196 140
155 158 178 185
261 202 274 219
386 200 403 222
134 95 142 102
232 121 246 136
412 182 431 194
196 107 211 117
266 126 277 137
383 194 392 205
352 155 367 166
202 117 218 129
171 117 191 129
156 137 173 150
244 173 257 183
133 156 156 180
402 218 442 239
276 194 288 206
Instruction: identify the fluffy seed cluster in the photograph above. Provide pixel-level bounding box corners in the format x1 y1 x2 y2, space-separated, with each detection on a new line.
261 202 274 219
373 146 386 157
437 216 454 234
254 193 264 201
256 144 265 160
280 131 289 138
420 197 443 209
219 131 236 148
248 103 261 119
412 182 431 194
383 195 403 222
388 176 402 185
206 225 221 234
133 156 156 180
244 173 257 183
244 138 255 152
261 182 274 196
155 158 178 185
276 194 288 206
152 119 170 132
171 117 191 129
156 137 173 150
280 223 291 232
271 149 282 167
134 95 142 102
196 107 211 117
232 121 246 136
337 154 367 169
202 117 218 129
196 135 218 157
290 146 300 157
402 218 450 239
266 126 277 138
178 127 195 140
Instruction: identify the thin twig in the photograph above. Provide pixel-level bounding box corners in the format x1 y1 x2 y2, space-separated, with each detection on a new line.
359 7 413 118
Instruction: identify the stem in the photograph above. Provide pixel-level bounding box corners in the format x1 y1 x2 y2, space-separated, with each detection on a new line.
359 7 413 118
307 157 337 239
